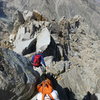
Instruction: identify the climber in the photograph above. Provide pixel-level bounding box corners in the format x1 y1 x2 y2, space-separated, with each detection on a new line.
36 78 60 100
31 50 47 74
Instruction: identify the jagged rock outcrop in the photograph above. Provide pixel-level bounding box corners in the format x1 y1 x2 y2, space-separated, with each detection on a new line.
0 19 12 48
7 11 62 65
8 10 50 54
25 15 100 100
48 16 100 100
0 0 100 99
23 10 47 21
2 9 100 100
11 25 50 55
0 48 39 100
9 10 25 43
1 0 100 37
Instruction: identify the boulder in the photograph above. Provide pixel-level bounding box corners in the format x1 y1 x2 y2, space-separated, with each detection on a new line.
9 10 25 43
13 38 34 54
32 10 47 21
0 48 39 100
23 10 33 21
8 13 50 54
47 61 65 76
5 0 100 36
36 27 51 52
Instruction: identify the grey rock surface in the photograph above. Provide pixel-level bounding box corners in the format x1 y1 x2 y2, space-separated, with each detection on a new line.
1 0 100 37
36 27 50 52
45 16 100 100
0 48 39 100
1 9 100 100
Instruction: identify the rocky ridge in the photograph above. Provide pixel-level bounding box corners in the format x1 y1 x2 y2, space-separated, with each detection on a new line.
1 10 99 100
0 48 39 100
0 0 100 37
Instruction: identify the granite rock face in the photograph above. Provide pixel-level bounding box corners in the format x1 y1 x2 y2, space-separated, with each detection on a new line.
0 48 39 100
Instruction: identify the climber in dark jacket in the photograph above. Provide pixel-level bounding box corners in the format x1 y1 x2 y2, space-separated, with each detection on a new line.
31 50 48 75
31 50 47 67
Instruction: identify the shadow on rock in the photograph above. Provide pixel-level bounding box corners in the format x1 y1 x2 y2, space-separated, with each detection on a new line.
0 89 16 100
83 91 98 100
64 88 77 100
42 73 76 100
22 39 36 55
43 36 61 62
0 1 7 18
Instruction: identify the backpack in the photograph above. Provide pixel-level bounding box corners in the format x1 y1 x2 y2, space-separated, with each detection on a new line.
32 55 41 67
37 79 54 100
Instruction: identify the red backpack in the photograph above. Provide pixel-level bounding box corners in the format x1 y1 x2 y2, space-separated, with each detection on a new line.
32 55 41 67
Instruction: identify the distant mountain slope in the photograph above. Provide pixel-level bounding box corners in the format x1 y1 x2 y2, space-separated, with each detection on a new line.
0 0 100 36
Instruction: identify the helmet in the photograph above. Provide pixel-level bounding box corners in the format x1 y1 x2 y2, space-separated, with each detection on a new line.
37 50 43 53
